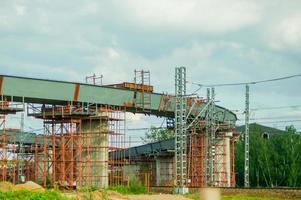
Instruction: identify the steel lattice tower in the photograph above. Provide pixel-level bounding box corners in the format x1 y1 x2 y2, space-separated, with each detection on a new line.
205 87 217 186
175 67 188 193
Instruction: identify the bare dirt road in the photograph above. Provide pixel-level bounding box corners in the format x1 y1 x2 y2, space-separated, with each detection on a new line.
127 194 191 200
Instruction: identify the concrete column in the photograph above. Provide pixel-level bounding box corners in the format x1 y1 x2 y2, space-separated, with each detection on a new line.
215 138 224 186
215 135 231 187
81 118 108 188
156 158 161 186
225 137 231 187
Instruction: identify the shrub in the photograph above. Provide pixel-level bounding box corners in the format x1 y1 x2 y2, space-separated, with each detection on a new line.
0 190 71 200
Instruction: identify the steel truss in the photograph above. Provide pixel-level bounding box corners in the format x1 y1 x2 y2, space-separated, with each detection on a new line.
175 66 188 192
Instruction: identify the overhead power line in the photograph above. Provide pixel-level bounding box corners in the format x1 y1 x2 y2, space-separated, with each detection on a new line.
190 73 301 88
250 105 301 111
249 116 300 121
233 105 301 114
246 119 301 124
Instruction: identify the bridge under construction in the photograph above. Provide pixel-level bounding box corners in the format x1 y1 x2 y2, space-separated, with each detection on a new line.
0 68 237 192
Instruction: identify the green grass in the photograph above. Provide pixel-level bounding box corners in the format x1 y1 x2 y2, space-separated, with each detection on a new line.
222 196 283 200
108 179 146 195
185 194 284 200
108 184 146 195
0 190 71 200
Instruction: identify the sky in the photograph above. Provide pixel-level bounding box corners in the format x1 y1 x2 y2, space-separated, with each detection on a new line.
1 0 301 136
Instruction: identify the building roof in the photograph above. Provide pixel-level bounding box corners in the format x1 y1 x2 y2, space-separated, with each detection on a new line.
111 139 174 160
236 123 287 134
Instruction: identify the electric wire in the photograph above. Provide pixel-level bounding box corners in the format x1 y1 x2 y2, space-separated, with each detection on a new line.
189 73 301 88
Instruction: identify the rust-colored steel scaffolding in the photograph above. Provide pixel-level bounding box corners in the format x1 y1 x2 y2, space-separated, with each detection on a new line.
187 123 237 188
108 106 127 186
0 130 17 183
134 70 151 112
28 103 126 189
0 100 23 184
187 130 206 187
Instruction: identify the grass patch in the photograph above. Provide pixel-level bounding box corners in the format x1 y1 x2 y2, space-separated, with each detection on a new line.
76 186 99 193
185 194 284 200
0 190 71 200
108 179 146 194
222 196 283 200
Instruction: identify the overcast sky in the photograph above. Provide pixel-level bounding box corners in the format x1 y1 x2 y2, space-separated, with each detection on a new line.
1 0 301 134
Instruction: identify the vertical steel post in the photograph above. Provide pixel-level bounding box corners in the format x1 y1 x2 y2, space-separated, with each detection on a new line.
205 88 211 185
205 87 217 186
175 67 188 194
18 112 25 182
209 88 216 186
244 84 250 187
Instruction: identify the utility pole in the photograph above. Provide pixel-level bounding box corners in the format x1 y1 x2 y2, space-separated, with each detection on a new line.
244 84 250 187
209 87 216 186
205 88 211 185
18 112 25 183
174 66 188 194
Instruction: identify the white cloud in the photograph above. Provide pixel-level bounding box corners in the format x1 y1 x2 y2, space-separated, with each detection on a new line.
113 0 262 34
267 15 301 51
0 0 300 132
14 4 26 16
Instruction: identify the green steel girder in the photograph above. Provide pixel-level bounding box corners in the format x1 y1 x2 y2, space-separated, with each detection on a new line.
0 75 237 123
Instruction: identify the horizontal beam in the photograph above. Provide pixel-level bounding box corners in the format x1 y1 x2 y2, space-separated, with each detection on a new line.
0 74 237 122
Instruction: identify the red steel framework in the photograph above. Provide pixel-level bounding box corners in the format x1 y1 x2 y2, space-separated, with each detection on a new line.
187 129 206 187
187 123 237 188
0 101 238 189
27 103 127 189
0 100 18 184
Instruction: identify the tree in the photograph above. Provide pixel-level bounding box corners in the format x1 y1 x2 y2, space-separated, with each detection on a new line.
235 123 301 187
141 126 174 143
285 125 297 134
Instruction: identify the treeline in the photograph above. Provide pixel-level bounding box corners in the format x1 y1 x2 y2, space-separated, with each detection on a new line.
235 124 301 187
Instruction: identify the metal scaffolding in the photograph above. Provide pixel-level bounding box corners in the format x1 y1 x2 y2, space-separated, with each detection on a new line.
187 129 206 187
0 99 24 184
134 70 151 112
28 103 126 189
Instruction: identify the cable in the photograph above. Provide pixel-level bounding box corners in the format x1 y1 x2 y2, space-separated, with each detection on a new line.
190 73 301 88
236 116 301 121
250 117 301 120
238 119 301 124
126 127 168 131
251 105 301 111
231 105 301 115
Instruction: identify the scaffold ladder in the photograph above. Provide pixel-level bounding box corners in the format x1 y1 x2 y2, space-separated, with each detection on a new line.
134 70 151 112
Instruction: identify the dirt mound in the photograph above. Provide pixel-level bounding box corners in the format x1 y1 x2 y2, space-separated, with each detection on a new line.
14 181 45 192
0 181 14 192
